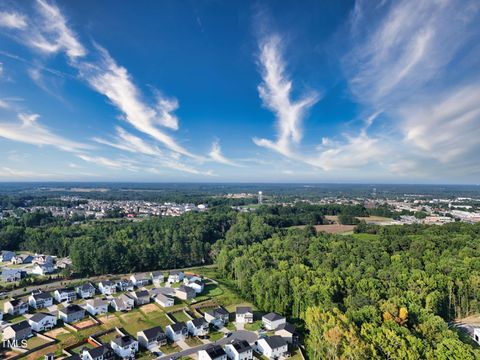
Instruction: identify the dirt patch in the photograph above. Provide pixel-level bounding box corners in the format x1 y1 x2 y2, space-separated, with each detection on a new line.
23 344 58 360
99 314 122 326
45 327 70 337
74 318 96 329
314 224 355 234
140 303 160 314
455 315 480 326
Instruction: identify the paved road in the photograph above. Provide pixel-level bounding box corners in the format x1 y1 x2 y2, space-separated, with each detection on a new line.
158 330 258 360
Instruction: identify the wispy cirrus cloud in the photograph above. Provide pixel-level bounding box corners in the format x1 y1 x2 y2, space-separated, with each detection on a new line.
0 112 90 152
76 154 138 171
253 35 320 157
0 11 27 29
209 140 242 167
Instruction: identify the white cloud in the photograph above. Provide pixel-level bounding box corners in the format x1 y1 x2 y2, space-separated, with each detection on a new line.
0 99 9 109
0 113 90 152
209 140 241 167
77 46 196 158
0 167 51 178
0 11 27 29
76 154 137 171
28 0 86 59
253 35 320 156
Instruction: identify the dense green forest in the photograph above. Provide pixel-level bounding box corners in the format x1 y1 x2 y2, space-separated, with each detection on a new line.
2 202 480 357
215 220 480 358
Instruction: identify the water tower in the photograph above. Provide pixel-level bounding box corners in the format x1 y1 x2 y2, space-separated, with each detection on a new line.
258 191 263 204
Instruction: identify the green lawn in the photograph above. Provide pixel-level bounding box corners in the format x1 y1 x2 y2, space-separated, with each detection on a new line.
160 343 181 354
245 321 262 331
350 233 380 241
208 331 224 341
25 335 53 350
170 310 190 323
3 313 26 323
185 336 203 347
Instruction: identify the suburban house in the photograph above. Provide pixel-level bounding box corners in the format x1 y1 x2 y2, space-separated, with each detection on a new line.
150 287 175 297
86 298 109 316
4 299 29 315
130 274 150 287
110 335 139 359
56 258 72 269
175 285 196 300
32 254 54 265
32 263 55 275
29 291 54 309
255 336 288 360
81 345 116 360
11 254 33 265
28 312 57 332
168 270 184 283
474 328 480 345
187 317 209 337
2 268 25 282
262 313 286 331
116 279 134 292
58 304 85 323
3 320 32 341
54 288 77 303
185 280 205 294
76 283 96 298
0 250 16 262
236 307 254 324
275 322 299 346
183 274 202 285
204 307 230 327
98 281 117 295
166 322 188 342
154 294 174 308
150 271 164 286
225 340 253 360
111 294 134 312
130 290 150 306
137 326 167 349
198 344 228 360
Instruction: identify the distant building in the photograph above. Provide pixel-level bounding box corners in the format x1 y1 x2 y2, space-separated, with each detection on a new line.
204 307 229 327
137 326 167 349
168 270 184 283
98 281 117 295
4 299 28 315
28 312 57 332
58 304 85 323
111 335 138 359
262 312 286 330
166 322 188 342
3 321 32 341
225 340 253 360
258 191 263 204
0 250 16 262
54 288 77 303
86 298 109 316
255 336 288 360
29 291 53 309
236 306 253 324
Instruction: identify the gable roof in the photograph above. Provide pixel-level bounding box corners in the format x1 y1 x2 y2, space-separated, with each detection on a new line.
276 322 297 334
141 326 165 340
190 317 207 327
230 339 252 353
155 293 173 303
32 292 52 300
87 298 109 307
85 345 112 358
60 304 84 315
236 306 252 314
112 335 136 347
8 298 26 307
29 312 54 322
57 287 75 294
263 335 287 349
169 322 186 332
151 271 163 278
204 344 226 358
206 307 229 318
263 312 285 322
77 283 95 291
8 320 31 332
134 290 149 298
99 280 114 286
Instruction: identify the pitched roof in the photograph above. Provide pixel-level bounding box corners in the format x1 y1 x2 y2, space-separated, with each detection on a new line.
169 322 186 332
236 306 252 314
135 290 149 298
151 271 163 278
87 298 109 307
276 322 297 334
141 326 165 340
263 312 285 322
32 292 52 300
9 320 31 332
99 280 114 286
191 317 207 327
112 335 136 347
155 294 173 303
57 287 75 294
61 304 84 315
8 298 26 306
204 344 227 358
86 345 112 358
77 283 95 291
230 339 252 353
29 312 54 322
263 335 287 349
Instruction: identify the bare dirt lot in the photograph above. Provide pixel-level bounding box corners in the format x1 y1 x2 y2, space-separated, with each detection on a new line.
293 224 355 234
74 318 97 329
140 303 160 314
45 327 70 337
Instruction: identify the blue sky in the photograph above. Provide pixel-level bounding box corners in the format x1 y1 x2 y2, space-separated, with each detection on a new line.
0 0 479 183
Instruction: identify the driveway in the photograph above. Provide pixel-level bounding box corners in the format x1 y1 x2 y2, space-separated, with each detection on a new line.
158 330 258 360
